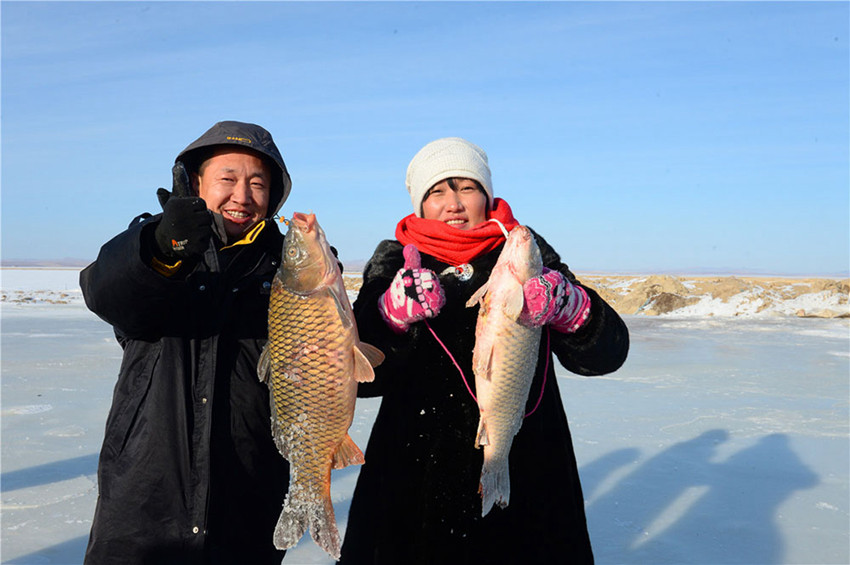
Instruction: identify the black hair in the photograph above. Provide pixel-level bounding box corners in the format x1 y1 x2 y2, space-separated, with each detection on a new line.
185 146 281 213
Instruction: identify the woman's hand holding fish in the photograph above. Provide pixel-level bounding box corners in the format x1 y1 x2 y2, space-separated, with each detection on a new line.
520 267 591 333
378 244 446 333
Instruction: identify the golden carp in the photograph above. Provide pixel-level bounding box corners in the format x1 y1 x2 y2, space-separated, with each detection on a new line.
258 212 384 559
465 225 543 516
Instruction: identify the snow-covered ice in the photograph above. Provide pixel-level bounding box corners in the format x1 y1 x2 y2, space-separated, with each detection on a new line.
2 270 848 564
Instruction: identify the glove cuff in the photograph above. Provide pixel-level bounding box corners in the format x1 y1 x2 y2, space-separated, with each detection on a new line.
550 285 591 334
378 290 411 334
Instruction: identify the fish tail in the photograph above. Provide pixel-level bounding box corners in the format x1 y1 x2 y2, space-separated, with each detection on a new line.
479 459 511 517
309 495 342 560
274 484 342 559
273 495 309 551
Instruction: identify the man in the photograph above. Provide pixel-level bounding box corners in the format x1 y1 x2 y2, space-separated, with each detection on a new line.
81 121 292 564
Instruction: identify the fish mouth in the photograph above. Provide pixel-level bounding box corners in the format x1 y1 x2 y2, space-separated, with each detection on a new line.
504 226 540 281
510 225 532 240
282 212 337 291
289 211 316 233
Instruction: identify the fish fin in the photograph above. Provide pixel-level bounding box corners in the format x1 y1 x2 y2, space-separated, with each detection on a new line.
353 345 377 383
479 460 511 517
357 341 385 368
503 282 525 321
257 345 271 383
310 495 342 560
466 280 490 308
475 418 489 447
329 284 353 330
332 433 365 470
474 341 496 381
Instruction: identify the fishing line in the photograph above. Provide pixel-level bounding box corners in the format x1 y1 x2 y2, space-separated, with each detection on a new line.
423 320 550 419
487 218 511 239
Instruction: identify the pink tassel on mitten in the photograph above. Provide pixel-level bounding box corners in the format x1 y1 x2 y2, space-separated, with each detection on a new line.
378 244 446 333
520 267 590 333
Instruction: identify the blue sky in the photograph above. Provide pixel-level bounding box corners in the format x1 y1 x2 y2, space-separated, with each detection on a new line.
2 1 848 275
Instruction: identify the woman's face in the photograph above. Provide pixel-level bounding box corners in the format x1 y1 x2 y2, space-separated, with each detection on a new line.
421 178 488 230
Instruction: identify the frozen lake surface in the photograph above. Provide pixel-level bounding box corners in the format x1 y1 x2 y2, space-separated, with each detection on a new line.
1 272 848 564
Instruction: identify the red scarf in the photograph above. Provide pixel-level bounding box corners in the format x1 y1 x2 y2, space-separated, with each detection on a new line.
395 198 520 266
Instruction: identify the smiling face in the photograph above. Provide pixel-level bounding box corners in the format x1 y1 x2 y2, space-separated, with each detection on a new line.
421 178 489 230
193 147 272 239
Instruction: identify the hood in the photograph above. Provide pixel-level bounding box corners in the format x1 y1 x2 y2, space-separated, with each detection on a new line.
176 120 292 217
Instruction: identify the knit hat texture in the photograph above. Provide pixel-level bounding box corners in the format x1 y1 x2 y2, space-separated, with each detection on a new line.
405 137 493 217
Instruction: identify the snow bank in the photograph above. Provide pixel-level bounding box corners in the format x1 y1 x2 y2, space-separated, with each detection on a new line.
580 274 850 319
1 269 84 305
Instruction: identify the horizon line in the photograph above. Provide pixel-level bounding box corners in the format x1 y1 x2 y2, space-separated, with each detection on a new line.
1 259 847 279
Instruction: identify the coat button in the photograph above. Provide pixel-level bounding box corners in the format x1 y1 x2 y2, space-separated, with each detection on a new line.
201 397 208 404
263 281 271 290
192 526 200 534
199 285 206 291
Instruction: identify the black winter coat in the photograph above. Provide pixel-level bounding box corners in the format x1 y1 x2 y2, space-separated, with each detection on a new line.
339 229 629 565
80 215 288 565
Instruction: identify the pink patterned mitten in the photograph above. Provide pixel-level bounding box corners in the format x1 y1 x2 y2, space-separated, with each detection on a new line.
520 267 591 333
378 244 446 333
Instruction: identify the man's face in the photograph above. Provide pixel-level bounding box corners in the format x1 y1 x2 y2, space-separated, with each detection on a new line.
194 148 271 239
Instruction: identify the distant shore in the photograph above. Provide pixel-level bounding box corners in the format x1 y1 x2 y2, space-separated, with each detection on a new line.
2 268 848 318
578 274 849 318
2 260 847 279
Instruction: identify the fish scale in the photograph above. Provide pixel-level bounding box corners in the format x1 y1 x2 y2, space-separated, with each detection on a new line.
466 224 543 517
266 282 355 548
259 212 383 560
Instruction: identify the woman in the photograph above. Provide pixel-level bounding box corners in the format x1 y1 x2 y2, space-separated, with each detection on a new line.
339 137 629 564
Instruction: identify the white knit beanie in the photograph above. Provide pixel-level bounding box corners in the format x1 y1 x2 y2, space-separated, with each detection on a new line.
405 137 493 217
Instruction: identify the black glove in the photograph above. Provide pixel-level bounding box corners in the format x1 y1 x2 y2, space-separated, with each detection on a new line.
153 162 212 261
156 161 194 207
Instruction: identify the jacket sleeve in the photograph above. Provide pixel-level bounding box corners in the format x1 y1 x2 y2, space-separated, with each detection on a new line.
80 214 190 339
532 229 630 376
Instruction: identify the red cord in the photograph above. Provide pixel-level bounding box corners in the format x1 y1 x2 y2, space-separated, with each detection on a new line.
524 326 550 418
423 321 550 418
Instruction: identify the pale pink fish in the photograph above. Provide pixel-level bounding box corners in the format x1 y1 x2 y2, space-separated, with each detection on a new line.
465 225 543 516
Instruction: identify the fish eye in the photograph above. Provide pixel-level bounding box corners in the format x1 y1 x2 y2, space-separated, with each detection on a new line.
287 248 297 257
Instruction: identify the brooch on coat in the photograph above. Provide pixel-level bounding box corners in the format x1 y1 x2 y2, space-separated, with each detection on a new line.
441 263 474 282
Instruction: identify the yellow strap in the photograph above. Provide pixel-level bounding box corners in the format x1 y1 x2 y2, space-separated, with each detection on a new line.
151 255 183 277
150 221 267 276
220 221 267 250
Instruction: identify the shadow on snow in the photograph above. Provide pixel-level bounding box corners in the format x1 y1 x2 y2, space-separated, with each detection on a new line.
3 536 88 564
1 432 821 564
580 430 818 565
1 453 98 493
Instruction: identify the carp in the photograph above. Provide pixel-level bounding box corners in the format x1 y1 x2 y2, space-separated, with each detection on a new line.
258 212 384 559
465 224 543 516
